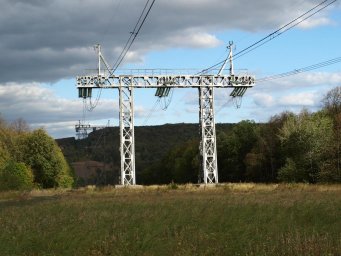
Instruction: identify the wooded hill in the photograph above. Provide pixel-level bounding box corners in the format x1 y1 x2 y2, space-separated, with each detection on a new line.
56 123 234 185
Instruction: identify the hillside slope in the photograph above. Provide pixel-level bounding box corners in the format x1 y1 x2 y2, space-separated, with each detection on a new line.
56 123 234 184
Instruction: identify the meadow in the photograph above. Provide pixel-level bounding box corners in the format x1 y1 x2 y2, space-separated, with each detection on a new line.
0 183 340 255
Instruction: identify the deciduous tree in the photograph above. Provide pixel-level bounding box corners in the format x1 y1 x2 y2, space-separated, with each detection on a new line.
21 129 74 188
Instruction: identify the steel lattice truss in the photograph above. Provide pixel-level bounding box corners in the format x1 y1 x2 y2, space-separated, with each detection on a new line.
199 87 218 183
76 74 255 185
119 86 136 185
77 74 254 88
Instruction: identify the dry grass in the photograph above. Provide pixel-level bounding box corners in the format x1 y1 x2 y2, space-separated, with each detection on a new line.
0 183 340 255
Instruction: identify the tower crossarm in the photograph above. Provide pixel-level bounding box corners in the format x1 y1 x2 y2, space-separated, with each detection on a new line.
76 74 255 89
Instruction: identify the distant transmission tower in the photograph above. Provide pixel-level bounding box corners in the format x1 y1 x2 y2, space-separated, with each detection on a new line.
75 120 110 140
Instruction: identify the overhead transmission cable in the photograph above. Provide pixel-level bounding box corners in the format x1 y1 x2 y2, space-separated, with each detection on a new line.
86 0 123 112
93 120 111 150
85 0 156 113
198 0 337 75
86 87 103 111
141 98 161 126
257 56 341 83
232 0 337 61
220 56 341 110
112 0 156 73
161 88 174 110
215 97 234 115
139 86 174 126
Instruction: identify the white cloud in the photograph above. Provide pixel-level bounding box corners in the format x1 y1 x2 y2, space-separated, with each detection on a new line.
253 93 274 107
297 17 332 29
0 83 116 137
167 31 222 49
304 72 341 85
256 72 341 93
31 121 77 139
0 82 157 138
124 50 145 63
0 83 109 123
278 92 318 106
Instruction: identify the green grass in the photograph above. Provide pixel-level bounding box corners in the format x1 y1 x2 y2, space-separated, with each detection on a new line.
0 184 341 255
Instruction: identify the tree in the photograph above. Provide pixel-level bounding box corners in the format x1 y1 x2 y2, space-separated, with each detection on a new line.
21 129 74 188
244 113 293 182
10 118 30 134
0 144 9 170
321 87 341 182
322 86 341 116
139 139 199 185
0 118 11 169
277 158 302 182
159 139 199 184
278 110 334 182
318 112 341 182
0 161 34 191
218 120 259 182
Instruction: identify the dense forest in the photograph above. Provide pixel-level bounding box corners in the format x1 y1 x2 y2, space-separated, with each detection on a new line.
57 86 341 185
0 119 74 190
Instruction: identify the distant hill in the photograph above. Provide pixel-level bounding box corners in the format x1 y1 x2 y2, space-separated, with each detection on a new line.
56 123 234 184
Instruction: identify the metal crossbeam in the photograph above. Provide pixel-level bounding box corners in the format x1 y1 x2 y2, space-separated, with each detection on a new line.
76 74 254 88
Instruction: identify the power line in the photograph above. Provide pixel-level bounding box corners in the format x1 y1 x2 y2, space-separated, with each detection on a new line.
112 0 156 73
216 56 341 113
86 88 103 112
93 120 111 150
140 98 161 126
160 89 174 110
85 0 156 113
198 0 337 75
233 0 337 61
257 56 341 83
215 97 234 115
234 0 334 60
112 0 151 70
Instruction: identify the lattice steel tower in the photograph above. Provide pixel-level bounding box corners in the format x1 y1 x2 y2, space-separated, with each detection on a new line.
76 44 255 185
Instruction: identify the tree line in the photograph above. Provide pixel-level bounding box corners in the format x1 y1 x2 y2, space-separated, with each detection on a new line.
0 118 74 191
140 86 341 184
3 86 340 190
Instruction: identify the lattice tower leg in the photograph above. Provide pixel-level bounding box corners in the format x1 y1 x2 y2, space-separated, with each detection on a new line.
199 86 218 184
119 84 136 185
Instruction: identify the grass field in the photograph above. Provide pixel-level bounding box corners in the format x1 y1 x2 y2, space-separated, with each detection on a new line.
0 183 341 255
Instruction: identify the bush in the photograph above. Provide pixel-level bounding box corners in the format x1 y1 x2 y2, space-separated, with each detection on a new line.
167 181 178 190
56 174 74 188
0 161 34 191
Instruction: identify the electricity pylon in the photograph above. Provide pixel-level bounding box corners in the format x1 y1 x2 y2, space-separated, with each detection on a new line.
76 45 255 185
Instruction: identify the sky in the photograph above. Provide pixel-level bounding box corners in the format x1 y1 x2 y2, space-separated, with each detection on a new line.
0 0 340 138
